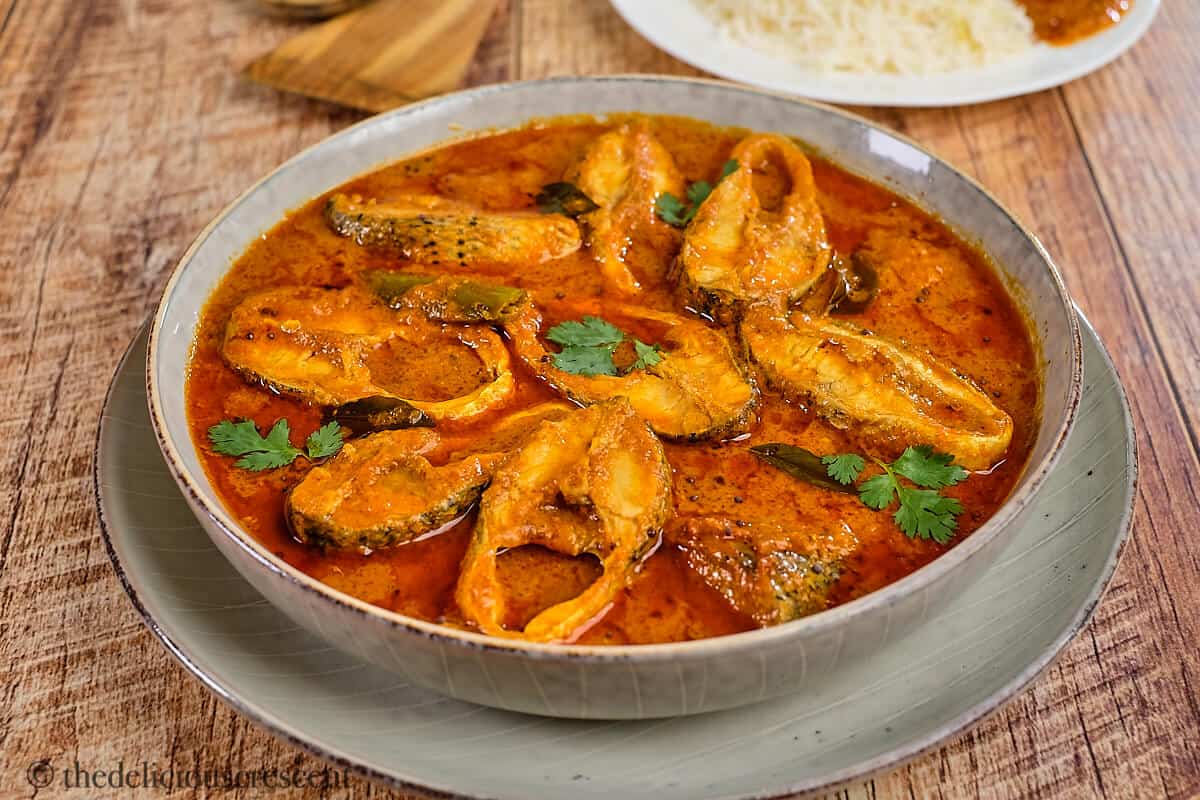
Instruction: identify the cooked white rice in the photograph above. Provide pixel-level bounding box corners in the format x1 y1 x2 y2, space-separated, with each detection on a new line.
692 0 1035 76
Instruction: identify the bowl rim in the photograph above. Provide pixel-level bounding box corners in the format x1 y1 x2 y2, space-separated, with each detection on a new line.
146 74 1084 661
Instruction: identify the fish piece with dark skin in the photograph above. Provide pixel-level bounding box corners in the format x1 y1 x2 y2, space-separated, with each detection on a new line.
566 124 687 294
676 134 832 322
289 402 577 552
455 399 672 642
221 285 514 421
503 299 758 441
325 193 581 266
666 516 857 626
286 428 500 552
740 304 1014 470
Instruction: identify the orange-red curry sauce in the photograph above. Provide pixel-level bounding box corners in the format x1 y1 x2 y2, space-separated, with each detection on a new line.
186 116 1040 645
1018 0 1132 45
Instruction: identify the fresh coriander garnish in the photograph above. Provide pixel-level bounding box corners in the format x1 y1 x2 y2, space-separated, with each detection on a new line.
848 446 967 543
756 443 969 543
821 453 866 485
890 445 969 489
655 159 738 228
545 315 662 377
303 421 345 459
207 418 344 472
631 339 664 371
654 193 692 228
535 182 600 218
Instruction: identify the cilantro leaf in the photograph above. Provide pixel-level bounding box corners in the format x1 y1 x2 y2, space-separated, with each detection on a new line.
553 345 619 376
545 316 625 348
208 417 337 472
236 449 302 472
207 417 303 472
858 473 896 510
545 316 661 377
208 418 302 468
686 180 713 206
655 192 692 227
822 453 865 485
305 422 345 459
632 340 663 371
894 487 962 544
262 418 294 453
892 445 968 489
749 439 970 543
208 419 273 457
655 160 740 228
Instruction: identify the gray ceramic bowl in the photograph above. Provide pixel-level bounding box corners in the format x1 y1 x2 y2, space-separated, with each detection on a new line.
147 76 1082 720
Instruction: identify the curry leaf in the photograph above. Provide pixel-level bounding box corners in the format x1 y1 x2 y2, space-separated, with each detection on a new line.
535 182 599 217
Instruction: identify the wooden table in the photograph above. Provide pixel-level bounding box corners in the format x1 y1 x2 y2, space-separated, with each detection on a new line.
2 1 1197 797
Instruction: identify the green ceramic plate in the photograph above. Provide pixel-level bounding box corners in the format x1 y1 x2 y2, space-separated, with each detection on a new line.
96 313 1134 799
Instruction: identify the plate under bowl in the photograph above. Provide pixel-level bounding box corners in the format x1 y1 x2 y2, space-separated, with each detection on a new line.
100 313 1132 799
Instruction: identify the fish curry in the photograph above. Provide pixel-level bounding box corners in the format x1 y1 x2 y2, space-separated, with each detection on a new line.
187 115 1040 645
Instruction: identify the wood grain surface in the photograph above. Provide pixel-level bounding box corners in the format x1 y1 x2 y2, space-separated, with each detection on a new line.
1 0 1196 797
243 0 501 111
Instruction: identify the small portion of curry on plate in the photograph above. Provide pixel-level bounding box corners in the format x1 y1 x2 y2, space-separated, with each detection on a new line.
187 115 1040 645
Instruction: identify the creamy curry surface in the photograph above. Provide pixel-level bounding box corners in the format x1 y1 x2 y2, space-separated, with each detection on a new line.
186 115 1040 645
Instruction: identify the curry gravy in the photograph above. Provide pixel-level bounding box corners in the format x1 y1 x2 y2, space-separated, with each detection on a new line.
186 116 1040 645
1018 0 1132 45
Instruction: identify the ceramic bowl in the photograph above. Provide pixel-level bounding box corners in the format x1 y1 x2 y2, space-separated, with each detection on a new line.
146 76 1082 720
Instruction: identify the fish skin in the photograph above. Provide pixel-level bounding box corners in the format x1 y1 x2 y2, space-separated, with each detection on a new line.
676 134 832 322
325 192 581 266
456 399 672 642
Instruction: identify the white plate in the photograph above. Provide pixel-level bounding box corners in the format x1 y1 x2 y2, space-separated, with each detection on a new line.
610 0 1160 107
96 313 1134 799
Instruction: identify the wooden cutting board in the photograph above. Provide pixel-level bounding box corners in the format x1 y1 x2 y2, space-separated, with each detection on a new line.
243 0 500 112
255 0 369 20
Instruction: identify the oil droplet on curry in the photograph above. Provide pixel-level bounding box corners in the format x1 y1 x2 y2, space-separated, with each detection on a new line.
187 115 1040 645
